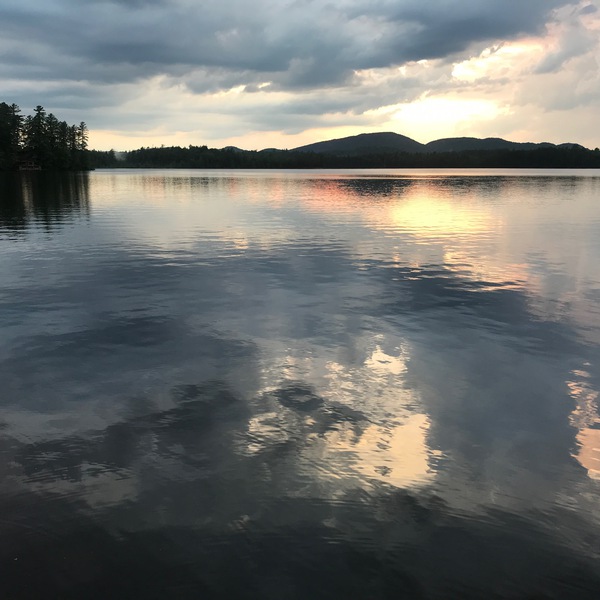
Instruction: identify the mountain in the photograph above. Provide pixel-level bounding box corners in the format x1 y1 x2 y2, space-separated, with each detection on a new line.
558 142 588 150
424 137 555 153
292 132 588 155
294 132 426 155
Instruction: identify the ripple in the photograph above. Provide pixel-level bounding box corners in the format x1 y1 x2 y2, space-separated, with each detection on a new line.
1 169 600 597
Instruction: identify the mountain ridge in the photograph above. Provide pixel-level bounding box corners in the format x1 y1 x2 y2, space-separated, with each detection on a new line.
292 132 588 155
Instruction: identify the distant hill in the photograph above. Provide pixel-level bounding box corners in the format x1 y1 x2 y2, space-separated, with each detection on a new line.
294 132 426 155
424 137 554 153
293 132 588 155
89 131 599 170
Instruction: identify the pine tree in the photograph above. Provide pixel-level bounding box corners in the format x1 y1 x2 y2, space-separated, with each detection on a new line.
0 102 23 169
0 102 91 170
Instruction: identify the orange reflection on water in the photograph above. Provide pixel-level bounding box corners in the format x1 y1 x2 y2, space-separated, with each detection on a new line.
575 429 600 480
365 345 407 376
299 177 497 240
443 249 533 291
318 413 433 488
245 336 435 490
316 340 434 488
568 366 600 480
383 193 493 239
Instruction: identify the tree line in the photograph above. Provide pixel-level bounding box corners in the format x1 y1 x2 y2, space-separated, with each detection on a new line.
3 101 598 171
90 144 600 170
0 102 89 171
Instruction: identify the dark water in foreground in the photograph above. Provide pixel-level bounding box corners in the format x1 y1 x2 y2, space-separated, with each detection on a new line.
1 169 600 598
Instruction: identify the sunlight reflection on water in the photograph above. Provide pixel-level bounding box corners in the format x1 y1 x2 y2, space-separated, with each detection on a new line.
1 169 600 598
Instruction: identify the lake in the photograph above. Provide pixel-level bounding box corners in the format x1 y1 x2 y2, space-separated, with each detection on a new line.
1 168 600 598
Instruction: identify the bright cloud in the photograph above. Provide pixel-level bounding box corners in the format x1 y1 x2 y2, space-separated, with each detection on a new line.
1 0 599 149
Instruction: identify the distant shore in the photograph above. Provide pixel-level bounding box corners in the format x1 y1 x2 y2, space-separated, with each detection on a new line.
88 144 600 170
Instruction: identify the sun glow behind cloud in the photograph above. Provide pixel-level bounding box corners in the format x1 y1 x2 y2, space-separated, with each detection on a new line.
388 97 504 142
7 0 592 151
451 42 544 82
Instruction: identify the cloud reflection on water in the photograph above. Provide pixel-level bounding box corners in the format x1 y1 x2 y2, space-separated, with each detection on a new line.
568 365 600 479
1 170 600 597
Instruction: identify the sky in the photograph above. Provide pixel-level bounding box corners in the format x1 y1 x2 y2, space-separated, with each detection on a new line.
1 0 599 151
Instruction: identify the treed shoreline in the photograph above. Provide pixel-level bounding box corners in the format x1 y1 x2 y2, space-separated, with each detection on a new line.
90 144 600 170
2 102 600 171
0 103 89 171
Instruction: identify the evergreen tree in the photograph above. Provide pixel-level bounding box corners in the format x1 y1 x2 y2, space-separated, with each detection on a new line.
23 105 51 166
0 102 23 170
0 101 91 171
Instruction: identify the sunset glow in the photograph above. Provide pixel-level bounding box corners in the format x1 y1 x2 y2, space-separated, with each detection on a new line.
1 1 598 150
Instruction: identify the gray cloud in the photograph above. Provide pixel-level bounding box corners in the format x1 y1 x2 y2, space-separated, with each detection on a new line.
535 9 597 74
3 0 597 147
1 0 575 89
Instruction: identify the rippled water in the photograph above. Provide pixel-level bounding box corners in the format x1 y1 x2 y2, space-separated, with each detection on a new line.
1 169 600 598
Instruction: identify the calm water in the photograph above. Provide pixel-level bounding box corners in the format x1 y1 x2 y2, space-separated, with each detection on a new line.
1 169 600 598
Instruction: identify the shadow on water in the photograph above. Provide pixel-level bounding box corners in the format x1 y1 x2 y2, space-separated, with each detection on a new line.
0 172 90 234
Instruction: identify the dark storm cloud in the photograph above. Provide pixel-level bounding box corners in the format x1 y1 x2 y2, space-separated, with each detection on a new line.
0 0 574 90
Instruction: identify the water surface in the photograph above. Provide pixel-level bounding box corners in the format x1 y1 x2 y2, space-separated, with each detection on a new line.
1 169 600 598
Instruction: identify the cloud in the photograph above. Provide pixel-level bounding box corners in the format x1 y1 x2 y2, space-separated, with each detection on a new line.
0 0 574 88
535 7 597 73
2 0 599 148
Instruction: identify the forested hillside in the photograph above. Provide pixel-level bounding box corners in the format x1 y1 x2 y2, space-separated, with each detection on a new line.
4 104 597 171
0 102 89 171
90 144 600 169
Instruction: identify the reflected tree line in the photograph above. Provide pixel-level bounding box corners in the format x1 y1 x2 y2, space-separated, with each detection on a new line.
90 144 600 169
0 102 89 171
0 172 90 232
